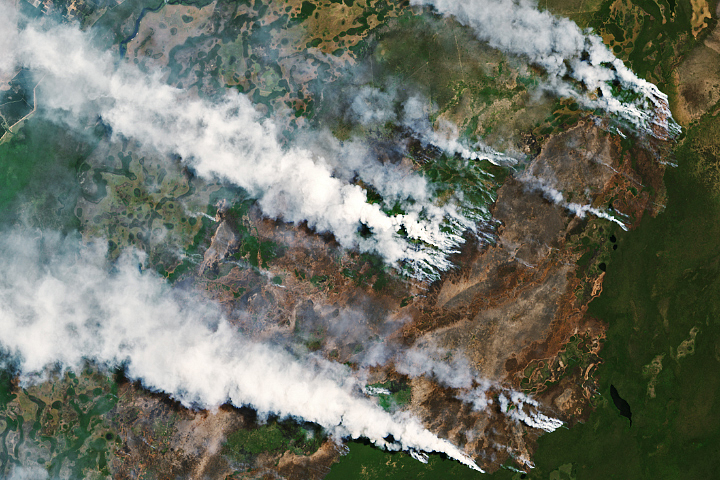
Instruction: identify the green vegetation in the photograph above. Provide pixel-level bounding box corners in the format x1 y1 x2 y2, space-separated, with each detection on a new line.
567 219 620 305
341 252 392 292
368 380 412 412
591 0 708 89
77 140 217 267
93 0 161 49
227 199 280 269
310 274 329 287
223 417 324 465
233 234 279 269
375 12 492 107
515 114 720 479
0 117 89 232
5 0 717 477
683 109 720 196
0 366 121 478
326 440 487 479
530 99 589 146
297 0 403 57
520 334 601 396
161 212 214 282
421 153 500 218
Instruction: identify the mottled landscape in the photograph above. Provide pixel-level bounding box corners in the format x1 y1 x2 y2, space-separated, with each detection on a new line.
1 0 719 478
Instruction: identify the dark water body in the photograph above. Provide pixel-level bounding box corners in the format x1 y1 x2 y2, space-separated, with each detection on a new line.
610 384 632 425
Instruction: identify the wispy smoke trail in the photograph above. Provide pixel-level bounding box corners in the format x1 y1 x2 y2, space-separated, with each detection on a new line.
0 7 477 282
522 175 628 230
498 391 564 433
415 0 679 138
401 95 513 165
6 465 49 480
394 340 476 389
457 380 495 411
342 86 514 164
0 230 481 471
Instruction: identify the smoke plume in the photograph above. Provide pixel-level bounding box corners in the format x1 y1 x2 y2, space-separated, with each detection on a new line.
338 85 514 165
521 174 629 230
401 95 512 165
395 340 476 389
0 6 480 281
0 229 481 470
497 391 564 433
416 0 679 138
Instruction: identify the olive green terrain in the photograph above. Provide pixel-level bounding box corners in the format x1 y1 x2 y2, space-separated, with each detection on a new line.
0 367 120 479
519 108 720 480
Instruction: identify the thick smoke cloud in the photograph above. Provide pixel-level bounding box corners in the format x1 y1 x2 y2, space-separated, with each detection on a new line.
346 86 398 125
0 229 481 471
0 6 477 282
0 2 651 470
415 0 679 138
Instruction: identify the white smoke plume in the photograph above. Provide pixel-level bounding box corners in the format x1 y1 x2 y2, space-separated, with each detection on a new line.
294 129 467 234
415 0 679 138
346 85 398 126
0 6 19 81
457 380 495 410
341 86 513 165
394 341 476 389
459 381 563 433
363 385 393 396
498 391 564 433
0 6 480 282
0 229 481 471
401 95 512 165
522 175 629 230
460 383 563 444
